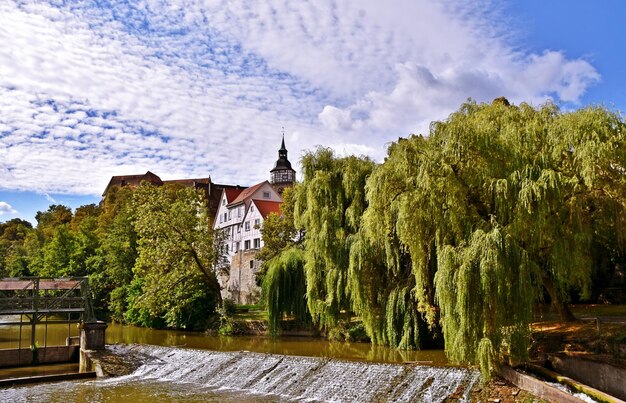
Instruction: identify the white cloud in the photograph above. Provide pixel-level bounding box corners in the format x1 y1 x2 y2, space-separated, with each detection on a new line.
0 0 600 196
0 202 17 215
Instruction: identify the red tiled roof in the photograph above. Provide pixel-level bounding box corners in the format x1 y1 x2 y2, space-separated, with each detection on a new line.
253 200 282 218
224 188 245 203
228 181 269 206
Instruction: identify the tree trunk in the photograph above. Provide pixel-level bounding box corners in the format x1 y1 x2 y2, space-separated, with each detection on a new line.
541 275 577 322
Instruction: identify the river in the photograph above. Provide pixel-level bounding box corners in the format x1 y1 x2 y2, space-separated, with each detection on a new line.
1 317 479 402
1 317 447 364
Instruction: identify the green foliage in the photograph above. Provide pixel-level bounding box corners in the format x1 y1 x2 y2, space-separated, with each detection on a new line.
327 320 370 342
364 99 626 377
294 147 375 329
218 298 237 317
86 186 137 319
124 277 165 328
129 183 221 329
0 181 221 331
0 218 33 277
35 205 72 238
261 247 309 336
256 186 300 285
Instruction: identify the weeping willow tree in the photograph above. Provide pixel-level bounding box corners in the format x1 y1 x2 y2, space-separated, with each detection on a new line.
363 98 626 377
294 147 376 330
262 247 309 336
355 134 439 349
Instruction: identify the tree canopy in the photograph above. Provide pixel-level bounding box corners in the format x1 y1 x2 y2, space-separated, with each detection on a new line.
294 148 376 329
362 100 626 376
128 183 222 330
0 182 223 330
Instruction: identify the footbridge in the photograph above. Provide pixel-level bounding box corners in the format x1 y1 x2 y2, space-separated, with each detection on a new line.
0 277 106 369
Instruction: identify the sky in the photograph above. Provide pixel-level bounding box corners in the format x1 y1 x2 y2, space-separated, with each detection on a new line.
1 0 624 225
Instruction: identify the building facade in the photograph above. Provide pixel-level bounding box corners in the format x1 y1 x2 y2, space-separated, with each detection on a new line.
101 137 296 304
213 138 296 303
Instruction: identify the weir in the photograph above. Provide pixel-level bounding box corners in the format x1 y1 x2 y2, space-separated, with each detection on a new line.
0 277 106 370
109 344 480 402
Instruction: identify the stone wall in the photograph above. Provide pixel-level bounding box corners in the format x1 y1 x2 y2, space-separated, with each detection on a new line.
222 250 262 304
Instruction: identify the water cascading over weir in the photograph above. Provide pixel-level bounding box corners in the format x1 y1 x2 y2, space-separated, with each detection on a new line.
111 344 480 402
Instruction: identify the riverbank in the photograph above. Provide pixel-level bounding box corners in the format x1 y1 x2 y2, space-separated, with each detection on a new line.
82 343 543 402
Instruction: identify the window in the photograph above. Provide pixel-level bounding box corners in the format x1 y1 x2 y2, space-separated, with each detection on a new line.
250 205 254 212
249 260 254 269
223 212 227 222
228 210 231 220
253 238 260 249
244 240 250 250
263 191 271 199
235 242 240 252
222 199 225 206
244 221 250 231
254 218 260 227
237 225 241 233
224 244 229 254
238 207 242 217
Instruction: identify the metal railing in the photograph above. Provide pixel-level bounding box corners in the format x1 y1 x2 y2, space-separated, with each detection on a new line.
0 277 96 350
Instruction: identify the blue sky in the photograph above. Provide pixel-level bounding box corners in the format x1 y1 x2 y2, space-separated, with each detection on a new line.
1 0 624 225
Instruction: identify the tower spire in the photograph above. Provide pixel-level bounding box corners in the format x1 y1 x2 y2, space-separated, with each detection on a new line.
280 127 286 151
270 127 296 193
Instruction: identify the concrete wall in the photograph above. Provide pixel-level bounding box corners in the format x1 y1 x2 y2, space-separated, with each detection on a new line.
549 353 626 400
499 366 583 403
0 346 79 368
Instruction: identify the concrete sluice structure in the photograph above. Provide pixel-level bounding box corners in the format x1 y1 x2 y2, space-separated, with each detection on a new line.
107 344 480 402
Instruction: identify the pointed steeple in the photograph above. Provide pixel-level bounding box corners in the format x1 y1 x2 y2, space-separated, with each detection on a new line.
270 131 296 192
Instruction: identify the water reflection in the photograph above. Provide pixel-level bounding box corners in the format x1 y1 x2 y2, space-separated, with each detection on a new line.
105 323 447 364
0 315 80 350
1 318 447 364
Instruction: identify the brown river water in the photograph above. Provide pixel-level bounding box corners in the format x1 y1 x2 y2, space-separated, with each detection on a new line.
0 317 473 402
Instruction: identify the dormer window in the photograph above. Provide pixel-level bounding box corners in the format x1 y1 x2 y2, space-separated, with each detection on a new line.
263 191 270 199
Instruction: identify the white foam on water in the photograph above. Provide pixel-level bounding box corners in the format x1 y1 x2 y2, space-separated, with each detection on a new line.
111 344 481 402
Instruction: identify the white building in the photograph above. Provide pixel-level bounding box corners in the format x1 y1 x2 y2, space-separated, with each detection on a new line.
214 181 282 260
213 137 296 303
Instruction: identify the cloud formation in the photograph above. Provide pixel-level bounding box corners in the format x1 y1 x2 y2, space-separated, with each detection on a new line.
0 202 17 215
0 1 600 195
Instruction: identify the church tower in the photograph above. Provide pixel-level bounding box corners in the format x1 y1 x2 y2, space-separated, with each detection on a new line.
270 135 296 195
